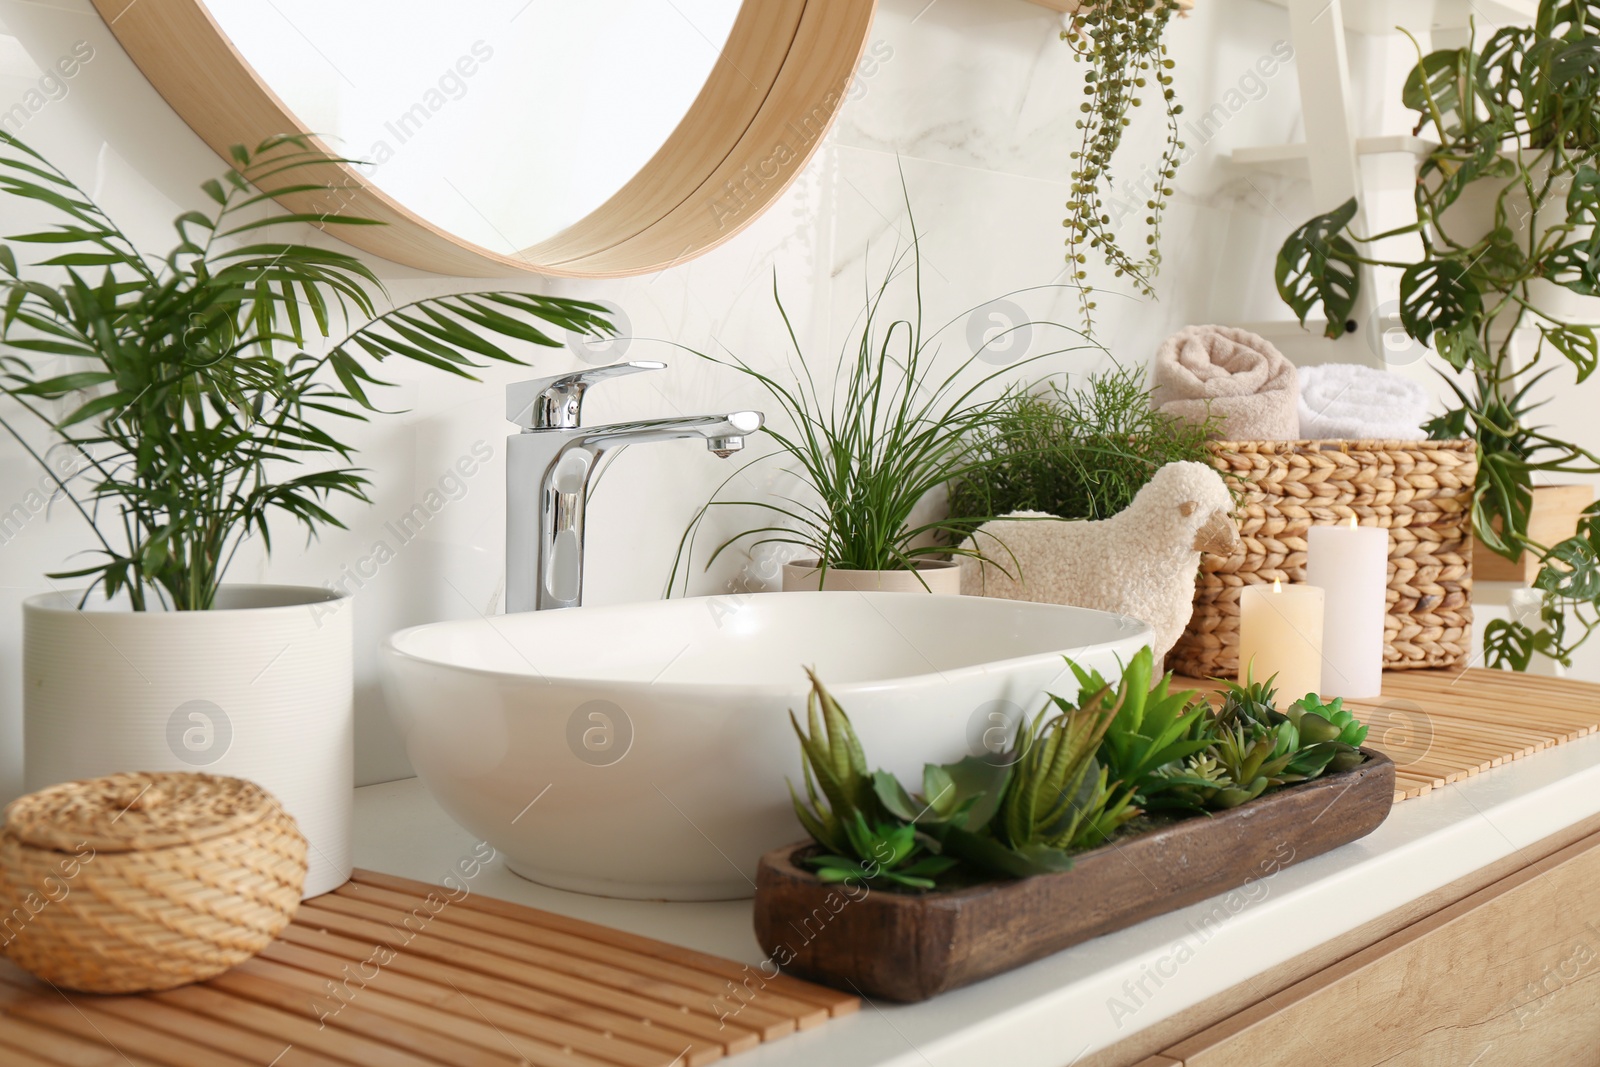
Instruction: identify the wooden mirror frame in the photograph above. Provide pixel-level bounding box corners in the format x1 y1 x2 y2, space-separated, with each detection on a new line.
90 0 877 278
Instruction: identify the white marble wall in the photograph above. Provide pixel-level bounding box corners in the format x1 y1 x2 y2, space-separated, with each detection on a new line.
3 0 1585 799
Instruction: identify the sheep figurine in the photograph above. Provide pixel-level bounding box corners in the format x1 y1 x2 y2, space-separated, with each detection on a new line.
958 461 1239 664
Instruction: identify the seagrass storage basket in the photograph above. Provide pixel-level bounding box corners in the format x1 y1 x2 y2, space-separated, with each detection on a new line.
0 771 307 993
1170 439 1477 679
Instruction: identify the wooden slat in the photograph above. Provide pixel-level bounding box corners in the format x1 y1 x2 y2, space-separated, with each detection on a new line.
308 893 796 1039
0 1003 167 1067
334 881 829 1029
269 926 719 1067
350 868 858 1017
0 870 847 1066
1180 669 1600 804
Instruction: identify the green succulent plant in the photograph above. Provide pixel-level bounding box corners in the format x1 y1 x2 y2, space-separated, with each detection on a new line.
994 681 1136 856
1286 693 1370 776
1147 752 1242 811
1069 646 1211 811
785 655 1374 891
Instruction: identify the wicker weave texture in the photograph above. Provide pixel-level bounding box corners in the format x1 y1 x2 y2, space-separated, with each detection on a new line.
1170 439 1477 679
0 772 306 993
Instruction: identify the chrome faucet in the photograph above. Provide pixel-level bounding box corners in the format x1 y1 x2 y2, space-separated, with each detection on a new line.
505 361 764 612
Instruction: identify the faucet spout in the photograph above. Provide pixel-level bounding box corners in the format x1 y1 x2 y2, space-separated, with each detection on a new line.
567 411 763 452
505 405 764 613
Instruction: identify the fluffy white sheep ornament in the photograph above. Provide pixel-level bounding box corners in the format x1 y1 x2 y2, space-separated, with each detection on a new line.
958 461 1239 663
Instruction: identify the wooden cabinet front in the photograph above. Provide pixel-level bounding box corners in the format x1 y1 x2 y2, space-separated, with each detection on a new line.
1159 831 1600 1066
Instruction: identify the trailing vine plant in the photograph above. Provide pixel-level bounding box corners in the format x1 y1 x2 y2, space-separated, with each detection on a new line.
1271 0 1600 669
1064 0 1187 332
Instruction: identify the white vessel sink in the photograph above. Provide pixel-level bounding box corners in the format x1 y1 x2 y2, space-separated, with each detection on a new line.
380 592 1152 900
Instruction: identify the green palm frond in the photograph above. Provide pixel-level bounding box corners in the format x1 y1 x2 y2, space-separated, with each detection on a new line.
0 132 613 609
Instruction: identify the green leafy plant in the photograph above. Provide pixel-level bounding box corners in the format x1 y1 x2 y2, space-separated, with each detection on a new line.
787 668 957 889
945 364 1218 540
786 655 1371 891
0 134 611 610
1271 2 1600 668
1150 675 1370 813
670 192 1091 590
1068 646 1212 811
1063 0 1187 332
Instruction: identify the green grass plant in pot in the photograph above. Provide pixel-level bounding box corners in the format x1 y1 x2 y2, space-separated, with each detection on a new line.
668 212 1095 595
1272 0 1600 670
0 134 611 894
944 363 1219 540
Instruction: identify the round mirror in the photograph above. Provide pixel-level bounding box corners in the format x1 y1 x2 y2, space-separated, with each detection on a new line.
91 0 874 277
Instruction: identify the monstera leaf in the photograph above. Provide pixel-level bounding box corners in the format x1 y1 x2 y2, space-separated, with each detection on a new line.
1403 48 1471 138
1480 27 1539 110
1543 240 1600 296
1483 618 1536 672
1534 536 1600 601
1275 198 1362 338
1400 261 1483 343
1539 0 1600 40
1567 165 1600 227
1541 324 1599 382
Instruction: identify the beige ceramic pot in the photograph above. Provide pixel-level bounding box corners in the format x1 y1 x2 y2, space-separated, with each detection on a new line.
781 559 962 594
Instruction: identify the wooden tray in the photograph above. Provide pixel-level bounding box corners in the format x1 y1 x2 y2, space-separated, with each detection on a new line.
753 750 1395 1002
0 869 857 1066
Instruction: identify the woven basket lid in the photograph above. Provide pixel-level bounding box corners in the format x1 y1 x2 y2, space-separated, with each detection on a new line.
2 771 282 853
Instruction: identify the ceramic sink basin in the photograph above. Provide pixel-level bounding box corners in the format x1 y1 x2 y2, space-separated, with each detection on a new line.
380 591 1152 900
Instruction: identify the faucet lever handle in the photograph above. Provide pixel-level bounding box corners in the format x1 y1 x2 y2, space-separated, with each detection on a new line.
506 361 666 430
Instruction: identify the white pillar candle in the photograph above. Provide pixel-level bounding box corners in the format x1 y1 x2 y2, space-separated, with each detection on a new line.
1237 579 1325 703
1307 517 1389 699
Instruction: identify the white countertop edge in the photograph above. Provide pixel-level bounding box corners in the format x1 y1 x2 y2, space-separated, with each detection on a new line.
353 731 1600 1067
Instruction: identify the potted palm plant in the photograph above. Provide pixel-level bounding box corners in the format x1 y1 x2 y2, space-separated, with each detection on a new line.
1272 1 1600 670
0 134 611 894
669 207 1086 595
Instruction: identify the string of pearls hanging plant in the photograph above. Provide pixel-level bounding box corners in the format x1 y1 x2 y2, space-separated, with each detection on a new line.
1063 0 1192 332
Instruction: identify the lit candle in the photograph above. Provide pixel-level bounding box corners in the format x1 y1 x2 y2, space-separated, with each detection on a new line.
1237 579 1324 703
1306 516 1389 698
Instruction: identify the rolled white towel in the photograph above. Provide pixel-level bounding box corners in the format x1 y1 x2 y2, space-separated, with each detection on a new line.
1298 363 1432 441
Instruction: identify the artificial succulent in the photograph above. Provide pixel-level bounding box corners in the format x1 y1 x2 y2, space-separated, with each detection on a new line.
786 656 1372 891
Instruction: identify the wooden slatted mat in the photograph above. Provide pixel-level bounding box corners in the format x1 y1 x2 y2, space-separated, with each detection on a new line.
0 868 857 1067
1183 668 1600 804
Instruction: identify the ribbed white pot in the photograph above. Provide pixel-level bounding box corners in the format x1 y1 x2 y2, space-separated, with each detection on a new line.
781 559 962 593
23 585 352 898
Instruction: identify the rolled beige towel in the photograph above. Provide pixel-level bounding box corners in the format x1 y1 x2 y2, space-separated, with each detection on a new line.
1151 325 1299 441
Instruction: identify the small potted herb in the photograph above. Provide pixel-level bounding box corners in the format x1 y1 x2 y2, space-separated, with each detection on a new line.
752 649 1392 1001
944 363 1219 538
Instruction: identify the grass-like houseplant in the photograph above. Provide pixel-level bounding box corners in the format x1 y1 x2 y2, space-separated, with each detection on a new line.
669 212 1091 594
1272 1 1600 669
0 134 611 893
944 363 1218 539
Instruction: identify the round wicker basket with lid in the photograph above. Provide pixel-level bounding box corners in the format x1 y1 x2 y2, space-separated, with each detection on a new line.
0 771 307 993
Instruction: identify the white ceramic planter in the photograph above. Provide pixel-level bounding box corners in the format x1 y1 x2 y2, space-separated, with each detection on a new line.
781 558 962 593
23 585 352 897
